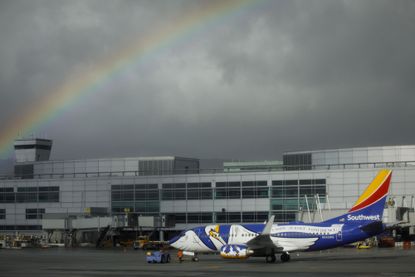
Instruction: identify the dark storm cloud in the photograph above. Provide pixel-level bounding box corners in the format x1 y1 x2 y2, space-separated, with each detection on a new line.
0 0 414 161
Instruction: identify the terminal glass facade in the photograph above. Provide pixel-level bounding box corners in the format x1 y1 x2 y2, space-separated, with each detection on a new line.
0 186 59 203
109 179 326 225
111 184 159 215
271 179 326 222
1 145 415 233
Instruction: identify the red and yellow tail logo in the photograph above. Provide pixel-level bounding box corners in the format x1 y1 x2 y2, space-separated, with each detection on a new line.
349 169 392 213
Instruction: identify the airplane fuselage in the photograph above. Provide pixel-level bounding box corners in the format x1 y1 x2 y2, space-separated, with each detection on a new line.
170 221 383 254
169 170 392 262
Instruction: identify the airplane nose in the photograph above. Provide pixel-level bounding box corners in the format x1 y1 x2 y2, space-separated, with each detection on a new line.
169 240 181 249
168 230 187 249
168 235 181 245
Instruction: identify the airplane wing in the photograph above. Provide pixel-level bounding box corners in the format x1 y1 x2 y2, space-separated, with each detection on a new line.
271 237 318 252
359 220 384 234
246 216 318 253
246 216 282 251
384 221 407 229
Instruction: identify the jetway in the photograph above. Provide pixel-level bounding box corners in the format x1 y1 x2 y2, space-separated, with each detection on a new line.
42 215 117 247
297 195 415 242
298 207 415 225
42 214 174 231
41 213 175 247
298 195 415 224
42 216 113 230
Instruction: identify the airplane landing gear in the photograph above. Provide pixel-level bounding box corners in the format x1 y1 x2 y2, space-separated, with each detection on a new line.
280 252 290 262
265 254 276 263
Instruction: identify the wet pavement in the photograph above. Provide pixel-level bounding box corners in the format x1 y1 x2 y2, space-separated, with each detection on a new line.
0 247 415 276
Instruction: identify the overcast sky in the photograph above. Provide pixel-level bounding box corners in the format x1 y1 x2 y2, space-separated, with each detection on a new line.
0 0 414 161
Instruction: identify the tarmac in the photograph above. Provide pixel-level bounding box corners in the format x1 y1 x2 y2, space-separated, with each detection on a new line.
1 247 415 277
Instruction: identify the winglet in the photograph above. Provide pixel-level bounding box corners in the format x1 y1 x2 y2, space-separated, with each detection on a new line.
262 215 275 235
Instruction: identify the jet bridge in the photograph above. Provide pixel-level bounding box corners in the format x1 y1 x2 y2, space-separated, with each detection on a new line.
297 195 415 242
41 212 175 247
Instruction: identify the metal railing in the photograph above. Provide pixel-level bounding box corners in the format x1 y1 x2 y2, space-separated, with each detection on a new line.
1 160 415 180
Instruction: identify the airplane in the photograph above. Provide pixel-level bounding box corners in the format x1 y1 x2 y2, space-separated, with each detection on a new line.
169 169 392 263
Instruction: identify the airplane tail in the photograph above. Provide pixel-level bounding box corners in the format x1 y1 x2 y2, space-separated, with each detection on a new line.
324 169 392 225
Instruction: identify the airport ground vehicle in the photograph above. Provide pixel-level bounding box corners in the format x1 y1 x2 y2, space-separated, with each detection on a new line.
146 251 171 263
356 241 372 249
133 235 167 250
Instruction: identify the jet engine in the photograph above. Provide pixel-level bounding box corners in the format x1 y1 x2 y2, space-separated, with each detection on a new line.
220 244 253 259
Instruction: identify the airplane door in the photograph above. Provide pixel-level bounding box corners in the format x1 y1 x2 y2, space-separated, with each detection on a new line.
336 230 342 241
333 224 343 242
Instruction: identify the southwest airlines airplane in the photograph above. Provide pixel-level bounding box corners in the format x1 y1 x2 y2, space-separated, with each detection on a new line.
169 169 392 263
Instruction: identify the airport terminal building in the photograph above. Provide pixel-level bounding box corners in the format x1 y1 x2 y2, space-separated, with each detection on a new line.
0 138 415 238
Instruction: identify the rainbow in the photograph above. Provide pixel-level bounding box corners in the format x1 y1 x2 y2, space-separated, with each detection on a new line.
0 0 263 158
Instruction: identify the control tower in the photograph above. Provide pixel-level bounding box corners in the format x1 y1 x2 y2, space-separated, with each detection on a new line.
14 138 53 178
14 138 53 162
